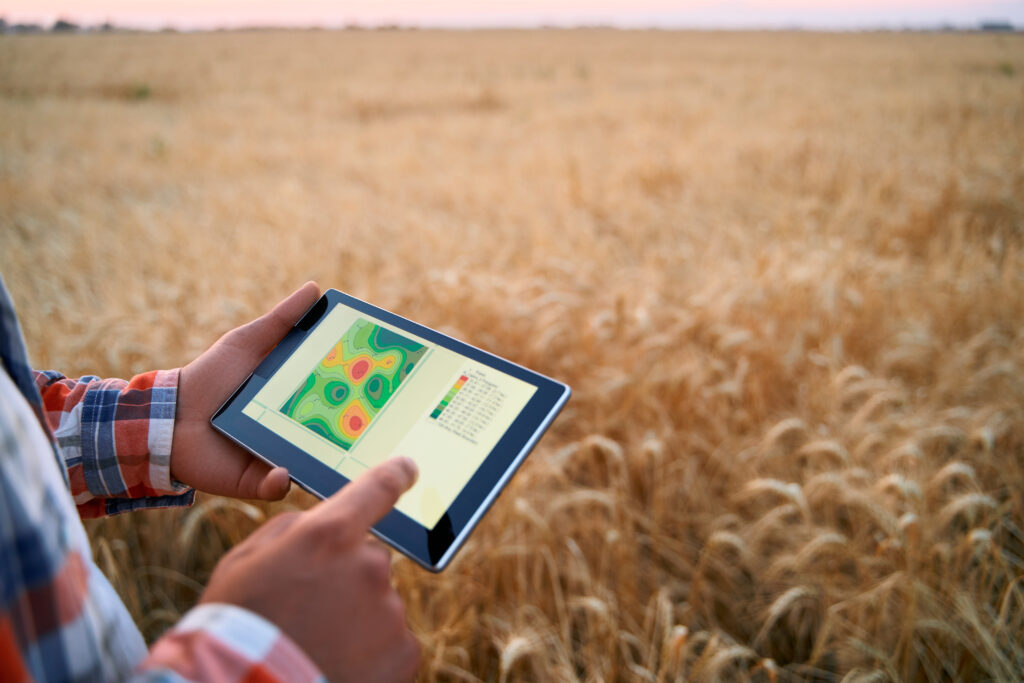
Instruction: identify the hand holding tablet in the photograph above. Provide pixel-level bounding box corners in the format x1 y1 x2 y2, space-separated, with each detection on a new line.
212 288 570 570
170 283 323 503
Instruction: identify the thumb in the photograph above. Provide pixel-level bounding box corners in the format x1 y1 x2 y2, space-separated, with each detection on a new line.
229 282 321 354
255 466 292 501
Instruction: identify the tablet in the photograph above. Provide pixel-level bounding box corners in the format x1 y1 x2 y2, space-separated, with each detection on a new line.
212 289 570 571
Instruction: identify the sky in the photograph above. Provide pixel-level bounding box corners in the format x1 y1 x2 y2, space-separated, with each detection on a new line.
2 0 1022 31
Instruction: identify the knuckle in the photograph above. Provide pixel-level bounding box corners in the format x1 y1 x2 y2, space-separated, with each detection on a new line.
358 543 393 588
301 505 352 539
373 468 406 500
273 510 302 526
260 511 298 537
220 322 256 348
302 517 352 556
330 512 366 546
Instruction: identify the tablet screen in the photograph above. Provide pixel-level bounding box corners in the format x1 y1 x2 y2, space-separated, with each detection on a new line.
240 304 537 529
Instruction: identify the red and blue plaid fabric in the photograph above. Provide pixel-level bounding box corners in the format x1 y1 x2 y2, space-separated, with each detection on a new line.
0 276 323 682
34 369 193 517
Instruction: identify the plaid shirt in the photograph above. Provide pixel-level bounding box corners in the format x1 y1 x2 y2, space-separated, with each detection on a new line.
0 276 323 682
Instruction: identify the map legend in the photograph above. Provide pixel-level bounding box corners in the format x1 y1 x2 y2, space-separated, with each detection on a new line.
428 370 508 445
430 374 468 419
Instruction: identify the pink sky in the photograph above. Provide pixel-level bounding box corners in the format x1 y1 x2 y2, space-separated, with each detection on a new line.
3 0 1021 29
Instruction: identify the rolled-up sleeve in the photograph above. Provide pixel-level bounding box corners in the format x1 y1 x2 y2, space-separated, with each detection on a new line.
33 369 194 518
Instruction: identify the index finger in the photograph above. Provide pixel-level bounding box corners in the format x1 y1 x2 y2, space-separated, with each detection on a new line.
308 457 419 535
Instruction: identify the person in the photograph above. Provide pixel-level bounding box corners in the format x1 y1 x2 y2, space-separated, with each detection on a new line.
0 276 421 682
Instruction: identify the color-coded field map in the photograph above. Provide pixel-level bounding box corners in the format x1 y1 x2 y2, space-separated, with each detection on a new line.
281 319 427 450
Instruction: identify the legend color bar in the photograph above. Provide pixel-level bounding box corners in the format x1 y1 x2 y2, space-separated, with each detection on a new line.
430 374 468 419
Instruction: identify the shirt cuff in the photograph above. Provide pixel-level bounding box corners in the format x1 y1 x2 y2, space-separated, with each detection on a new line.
72 368 195 517
141 603 325 682
147 368 186 495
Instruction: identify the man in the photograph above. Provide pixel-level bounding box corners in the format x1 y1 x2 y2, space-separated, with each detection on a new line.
0 277 420 682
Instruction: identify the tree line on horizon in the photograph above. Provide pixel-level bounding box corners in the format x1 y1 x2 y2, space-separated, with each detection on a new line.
0 15 1018 35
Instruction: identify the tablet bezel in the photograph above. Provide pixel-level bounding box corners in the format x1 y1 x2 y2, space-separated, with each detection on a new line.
211 289 570 571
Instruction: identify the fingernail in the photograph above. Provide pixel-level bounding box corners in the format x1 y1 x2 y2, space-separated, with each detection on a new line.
395 456 419 485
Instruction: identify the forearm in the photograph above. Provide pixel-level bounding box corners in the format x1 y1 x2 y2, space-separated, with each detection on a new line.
34 369 194 517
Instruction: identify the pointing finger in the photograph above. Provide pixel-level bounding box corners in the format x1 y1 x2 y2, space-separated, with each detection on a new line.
307 457 418 536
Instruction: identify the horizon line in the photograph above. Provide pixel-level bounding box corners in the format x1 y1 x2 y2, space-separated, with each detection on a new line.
2 17 1019 33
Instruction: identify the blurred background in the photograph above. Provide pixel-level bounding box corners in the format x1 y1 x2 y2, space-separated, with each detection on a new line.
1 2 1023 680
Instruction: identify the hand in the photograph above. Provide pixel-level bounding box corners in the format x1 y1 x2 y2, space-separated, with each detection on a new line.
200 457 422 682
171 282 322 500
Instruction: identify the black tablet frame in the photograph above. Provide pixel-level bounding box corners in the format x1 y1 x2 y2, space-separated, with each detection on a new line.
212 289 570 571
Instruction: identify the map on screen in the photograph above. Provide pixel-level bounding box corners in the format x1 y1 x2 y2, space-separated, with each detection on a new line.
280 318 427 450
243 303 539 528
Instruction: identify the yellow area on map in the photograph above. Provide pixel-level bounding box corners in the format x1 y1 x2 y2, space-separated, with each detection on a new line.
243 304 537 528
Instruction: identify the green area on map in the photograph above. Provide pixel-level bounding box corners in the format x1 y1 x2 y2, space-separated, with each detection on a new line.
281 319 426 450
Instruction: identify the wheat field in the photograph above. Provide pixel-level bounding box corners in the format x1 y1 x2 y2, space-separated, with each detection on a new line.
2 29 1023 681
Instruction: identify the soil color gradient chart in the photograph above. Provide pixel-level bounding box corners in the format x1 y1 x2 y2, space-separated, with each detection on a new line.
281 318 427 450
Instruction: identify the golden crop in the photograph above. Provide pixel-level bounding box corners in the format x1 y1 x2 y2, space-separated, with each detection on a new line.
2 29 1022 681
